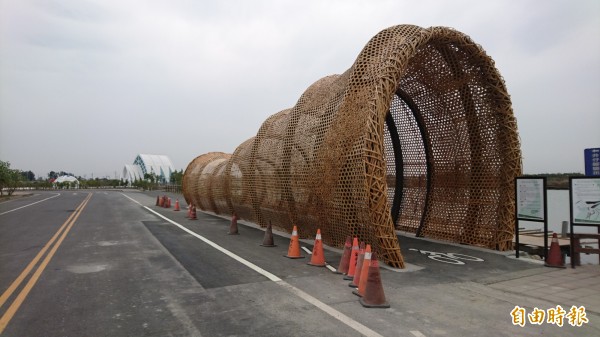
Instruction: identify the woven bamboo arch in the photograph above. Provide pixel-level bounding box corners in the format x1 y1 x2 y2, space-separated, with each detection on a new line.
182 25 521 268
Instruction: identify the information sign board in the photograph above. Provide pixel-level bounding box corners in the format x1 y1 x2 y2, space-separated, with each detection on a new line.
570 177 600 225
516 178 545 221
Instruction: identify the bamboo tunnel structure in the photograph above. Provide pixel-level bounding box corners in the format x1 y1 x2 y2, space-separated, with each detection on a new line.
182 25 522 268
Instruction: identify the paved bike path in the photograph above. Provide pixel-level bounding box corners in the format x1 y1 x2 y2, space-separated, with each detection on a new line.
396 234 542 285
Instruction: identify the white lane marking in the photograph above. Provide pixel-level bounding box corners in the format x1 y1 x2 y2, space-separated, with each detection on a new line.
145 205 282 282
303 245 338 272
121 193 281 280
277 281 383 337
121 193 142 206
410 331 427 337
120 192 383 337
0 193 60 216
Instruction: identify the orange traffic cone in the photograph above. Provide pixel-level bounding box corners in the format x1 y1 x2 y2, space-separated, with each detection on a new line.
359 252 390 308
285 225 303 259
335 236 352 274
166 197 171 208
349 245 366 287
156 195 160 206
185 204 192 218
261 221 276 247
343 238 360 280
174 199 180 211
189 206 197 220
159 196 164 207
545 233 566 268
308 229 326 267
353 244 372 297
228 213 239 235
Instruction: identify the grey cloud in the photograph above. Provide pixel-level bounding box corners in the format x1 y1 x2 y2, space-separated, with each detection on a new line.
1 0 598 178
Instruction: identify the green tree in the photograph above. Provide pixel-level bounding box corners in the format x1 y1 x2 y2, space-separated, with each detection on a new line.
0 161 22 196
170 169 183 185
144 172 156 183
8 169 22 194
48 171 58 180
133 178 150 190
21 170 35 181
0 160 11 195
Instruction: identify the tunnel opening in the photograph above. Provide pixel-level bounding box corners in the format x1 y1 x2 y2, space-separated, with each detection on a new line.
383 90 429 235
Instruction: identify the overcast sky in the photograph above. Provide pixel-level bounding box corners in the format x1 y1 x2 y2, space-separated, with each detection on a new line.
1 0 598 179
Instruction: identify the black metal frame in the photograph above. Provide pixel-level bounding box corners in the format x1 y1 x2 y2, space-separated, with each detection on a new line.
385 110 404 224
394 88 431 237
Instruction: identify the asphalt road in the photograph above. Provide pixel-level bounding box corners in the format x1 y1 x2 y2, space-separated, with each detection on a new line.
0 190 598 337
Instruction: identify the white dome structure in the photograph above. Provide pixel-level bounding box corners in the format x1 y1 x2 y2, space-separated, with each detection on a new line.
54 175 79 188
122 154 175 184
122 164 143 182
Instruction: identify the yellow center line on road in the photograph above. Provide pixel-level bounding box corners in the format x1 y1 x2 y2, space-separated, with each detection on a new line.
0 194 84 309
0 193 93 334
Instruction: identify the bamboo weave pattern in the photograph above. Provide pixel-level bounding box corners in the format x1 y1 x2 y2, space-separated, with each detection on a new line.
183 25 521 268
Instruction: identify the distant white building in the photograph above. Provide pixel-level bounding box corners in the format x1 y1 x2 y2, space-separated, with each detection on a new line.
122 154 175 184
53 175 80 189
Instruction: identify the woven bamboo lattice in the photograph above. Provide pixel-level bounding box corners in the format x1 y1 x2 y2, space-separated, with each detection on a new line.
182 25 521 268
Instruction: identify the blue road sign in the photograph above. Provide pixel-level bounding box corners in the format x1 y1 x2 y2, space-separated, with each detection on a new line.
585 148 600 176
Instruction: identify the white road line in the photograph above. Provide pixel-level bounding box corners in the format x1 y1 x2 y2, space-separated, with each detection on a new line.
302 246 337 272
410 331 427 337
121 192 383 337
277 281 383 337
0 193 60 216
144 205 282 282
122 193 142 206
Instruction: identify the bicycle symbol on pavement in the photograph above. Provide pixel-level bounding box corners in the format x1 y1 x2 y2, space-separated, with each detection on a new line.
409 248 484 265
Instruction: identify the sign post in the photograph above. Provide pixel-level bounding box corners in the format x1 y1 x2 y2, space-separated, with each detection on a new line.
515 177 547 259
